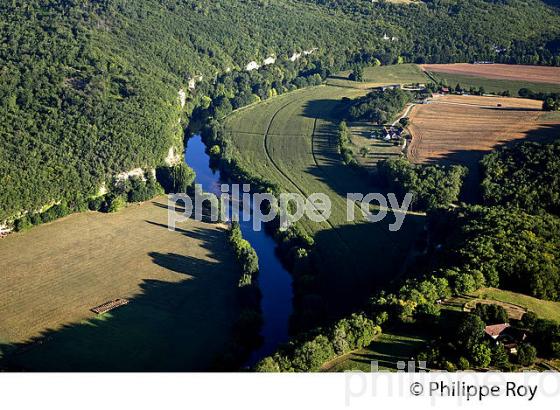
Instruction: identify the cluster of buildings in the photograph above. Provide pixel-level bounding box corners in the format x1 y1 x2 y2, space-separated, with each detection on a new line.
371 126 404 141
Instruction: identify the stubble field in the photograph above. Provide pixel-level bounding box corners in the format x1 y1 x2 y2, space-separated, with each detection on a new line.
407 95 558 165
422 63 560 85
0 197 239 371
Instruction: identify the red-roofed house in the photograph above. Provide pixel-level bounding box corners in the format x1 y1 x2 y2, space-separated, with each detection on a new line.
484 323 527 354
484 323 510 339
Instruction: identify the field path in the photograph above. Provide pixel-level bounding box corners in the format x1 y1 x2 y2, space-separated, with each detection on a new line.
392 103 416 127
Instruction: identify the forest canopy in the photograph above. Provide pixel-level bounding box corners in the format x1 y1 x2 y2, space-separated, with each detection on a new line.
2 0 560 221
481 141 560 215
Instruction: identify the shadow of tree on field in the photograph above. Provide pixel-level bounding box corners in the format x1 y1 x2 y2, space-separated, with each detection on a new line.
301 97 352 122
417 122 560 203
0 223 240 372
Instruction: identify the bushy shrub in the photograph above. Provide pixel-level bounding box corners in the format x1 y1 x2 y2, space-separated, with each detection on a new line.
517 344 537 366
291 335 335 372
106 195 127 213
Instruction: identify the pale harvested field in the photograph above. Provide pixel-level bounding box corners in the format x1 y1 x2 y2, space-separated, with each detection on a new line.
408 95 556 165
407 95 560 200
0 197 239 371
422 63 560 85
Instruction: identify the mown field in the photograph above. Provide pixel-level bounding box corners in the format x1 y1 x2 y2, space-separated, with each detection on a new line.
224 85 425 312
0 197 239 371
328 64 429 89
323 328 429 372
347 121 403 170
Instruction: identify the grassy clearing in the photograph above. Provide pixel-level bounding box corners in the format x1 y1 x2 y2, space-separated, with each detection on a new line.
470 288 560 323
224 85 425 311
348 121 403 170
324 328 429 372
426 71 560 95
328 64 429 89
0 197 239 371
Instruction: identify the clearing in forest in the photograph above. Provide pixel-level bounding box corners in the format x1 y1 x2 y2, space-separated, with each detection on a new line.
328 64 429 89
323 328 429 372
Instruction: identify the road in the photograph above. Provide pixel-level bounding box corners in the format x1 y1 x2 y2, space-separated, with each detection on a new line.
392 103 416 127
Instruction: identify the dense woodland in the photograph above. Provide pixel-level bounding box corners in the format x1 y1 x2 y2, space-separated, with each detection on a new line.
481 141 560 215
377 158 467 211
346 89 413 124
2 0 560 221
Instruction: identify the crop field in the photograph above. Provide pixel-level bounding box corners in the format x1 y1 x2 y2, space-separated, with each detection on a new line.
224 85 425 311
426 70 560 95
408 95 558 164
0 197 239 371
422 63 560 85
328 64 429 89
407 94 560 198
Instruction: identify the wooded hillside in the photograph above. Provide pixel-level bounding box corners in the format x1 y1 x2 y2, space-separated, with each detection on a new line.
2 0 560 221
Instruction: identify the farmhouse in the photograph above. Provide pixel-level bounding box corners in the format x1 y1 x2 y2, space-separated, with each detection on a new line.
484 323 527 354
380 126 402 141
485 323 511 339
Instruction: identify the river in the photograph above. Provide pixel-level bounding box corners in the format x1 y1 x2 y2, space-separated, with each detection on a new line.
185 134 293 366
